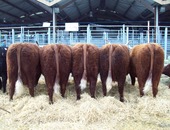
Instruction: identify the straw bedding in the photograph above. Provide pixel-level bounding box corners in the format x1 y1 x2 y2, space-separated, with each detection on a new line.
0 75 170 130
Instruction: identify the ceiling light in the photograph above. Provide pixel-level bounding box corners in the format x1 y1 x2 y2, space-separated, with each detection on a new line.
20 15 25 18
30 13 35 16
36 12 44 15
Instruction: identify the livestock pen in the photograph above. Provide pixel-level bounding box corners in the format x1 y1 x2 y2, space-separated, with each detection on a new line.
0 24 170 130
0 24 170 58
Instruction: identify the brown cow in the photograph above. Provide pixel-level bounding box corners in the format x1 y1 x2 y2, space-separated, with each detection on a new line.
162 64 170 88
40 44 72 104
72 43 99 100
7 43 41 100
129 43 164 97
100 44 130 102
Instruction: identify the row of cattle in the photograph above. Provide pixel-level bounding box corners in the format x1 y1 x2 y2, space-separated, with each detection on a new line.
0 42 169 104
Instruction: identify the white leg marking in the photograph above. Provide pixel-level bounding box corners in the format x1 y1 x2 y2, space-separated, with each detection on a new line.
106 75 112 93
15 77 24 96
143 78 152 94
53 81 60 95
79 78 87 91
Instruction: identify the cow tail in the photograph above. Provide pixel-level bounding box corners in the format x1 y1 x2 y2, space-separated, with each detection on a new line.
106 44 113 92
80 44 87 91
53 45 60 95
15 45 24 96
143 44 154 94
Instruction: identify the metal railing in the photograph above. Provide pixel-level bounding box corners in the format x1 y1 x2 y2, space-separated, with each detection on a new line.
0 24 169 59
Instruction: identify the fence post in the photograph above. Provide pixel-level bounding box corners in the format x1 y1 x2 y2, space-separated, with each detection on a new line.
164 27 168 60
48 27 51 44
147 21 150 43
70 32 73 44
123 24 125 43
132 29 134 45
12 29 15 44
87 24 91 43
20 26 24 42
103 31 107 44
126 26 129 43
152 29 154 42
140 33 143 43
27 30 30 42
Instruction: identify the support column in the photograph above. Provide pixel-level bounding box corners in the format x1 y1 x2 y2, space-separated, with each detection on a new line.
164 27 168 59
155 6 159 43
53 7 56 43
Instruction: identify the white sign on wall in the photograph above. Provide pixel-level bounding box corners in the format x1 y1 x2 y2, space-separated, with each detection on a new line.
65 22 79 31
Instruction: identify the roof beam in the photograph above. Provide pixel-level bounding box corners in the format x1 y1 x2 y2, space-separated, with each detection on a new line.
124 0 135 16
100 0 105 9
28 0 63 21
28 0 53 14
88 0 92 11
0 9 19 19
75 8 98 21
54 0 77 21
2 0 28 14
59 0 76 9
135 0 155 13
113 0 119 11
73 1 81 16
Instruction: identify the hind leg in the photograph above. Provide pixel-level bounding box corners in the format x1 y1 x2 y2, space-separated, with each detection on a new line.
9 81 16 100
89 78 97 98
28 86 34 97
74 76 81 100
48 86 54 104
152 75 161 97
60 83 66 98
100 74 107 96
138 79 145 97
130 73 136 86
118 78 126 102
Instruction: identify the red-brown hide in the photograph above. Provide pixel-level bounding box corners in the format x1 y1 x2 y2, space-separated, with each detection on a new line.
72 43 99 100
7 43 41 100
162 64 170 88
99 44 130 102
40 44 72 104
129 43 164 97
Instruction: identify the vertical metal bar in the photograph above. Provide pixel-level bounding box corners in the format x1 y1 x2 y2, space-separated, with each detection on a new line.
27 30 30 42
12 29 15 44
70 32 73 44
53 7 56 43
103 32 106 44
140 33 143 43
164 27 168 60
155 6 159 43
147 21 150 43
132 29 134 46
152 29 154 42
48 27 51 44
87 24 91 43
123 24 125 43
0 31 1 43
126 27 129 43
20 27 23 42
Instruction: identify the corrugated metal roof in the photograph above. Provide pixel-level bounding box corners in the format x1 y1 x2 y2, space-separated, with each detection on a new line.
0 0 169 26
